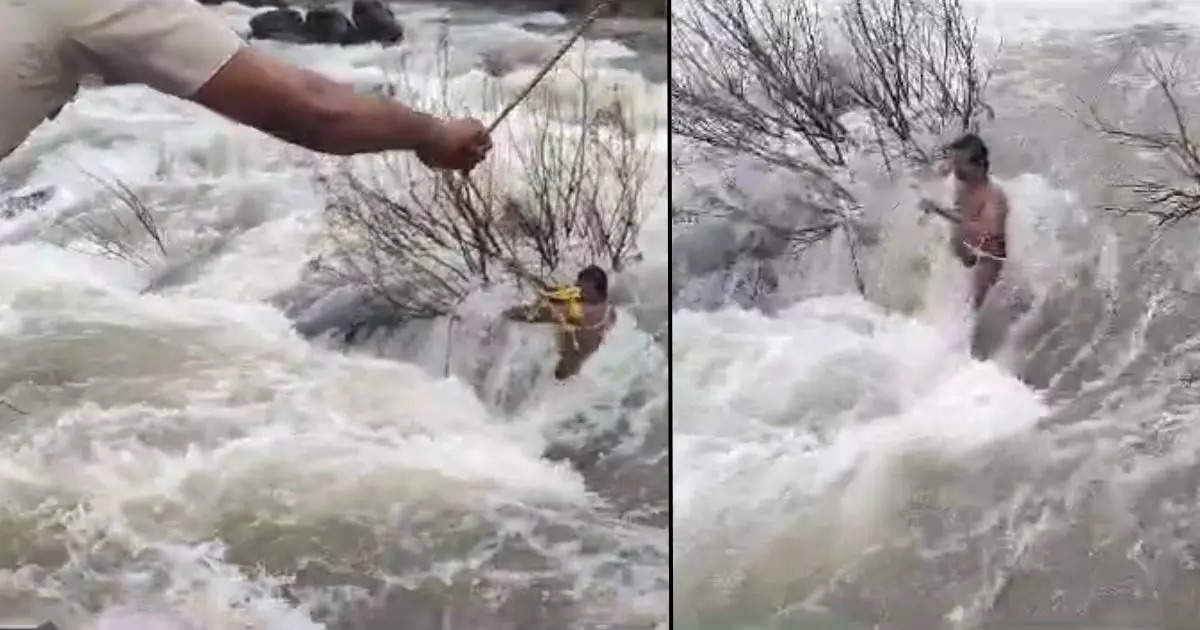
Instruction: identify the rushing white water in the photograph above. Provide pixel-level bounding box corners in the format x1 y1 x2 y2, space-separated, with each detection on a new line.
0 3 667 629
673 0 1200 628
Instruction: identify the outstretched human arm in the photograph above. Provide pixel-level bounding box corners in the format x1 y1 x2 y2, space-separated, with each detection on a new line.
64 0 490 169
193 48 491 167
502 303 557 323
918 198 962 225
917 198 975 264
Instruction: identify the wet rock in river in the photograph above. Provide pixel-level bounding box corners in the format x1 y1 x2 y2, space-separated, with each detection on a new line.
244 4 405 47
303 7 358 44
249 8 308 43
353 0 405 44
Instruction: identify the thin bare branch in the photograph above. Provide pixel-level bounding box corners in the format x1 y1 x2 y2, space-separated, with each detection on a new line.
1082 50 1200 226
672 0 994 289
58 169 169 268
1 399 28 416
323 46 653 318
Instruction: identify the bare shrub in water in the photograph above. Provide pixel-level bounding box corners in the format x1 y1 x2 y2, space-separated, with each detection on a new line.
68 171 168 267
0 398 27 416
1084 52 1200 226
672 0 993 172
323 38 655 317
671 0 995 287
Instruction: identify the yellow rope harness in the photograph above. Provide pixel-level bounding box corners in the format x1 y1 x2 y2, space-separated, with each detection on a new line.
525 285 610 350
537 286 585 326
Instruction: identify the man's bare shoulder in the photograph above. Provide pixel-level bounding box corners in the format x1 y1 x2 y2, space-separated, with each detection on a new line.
581 301 614 325
986 180 1008 201
981 181 1009 235
986 181 1010 211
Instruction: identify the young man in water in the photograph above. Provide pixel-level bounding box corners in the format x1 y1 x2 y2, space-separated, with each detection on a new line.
503 265 617 380
1 0 491 169
928 133 1010 310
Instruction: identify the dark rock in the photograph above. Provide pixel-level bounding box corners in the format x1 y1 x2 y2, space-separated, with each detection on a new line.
242 4 402 47
353 0 404 45
249 8 307 43
303 7 358 45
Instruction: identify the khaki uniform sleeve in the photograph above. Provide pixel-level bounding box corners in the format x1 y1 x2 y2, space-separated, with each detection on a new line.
63 0 244 98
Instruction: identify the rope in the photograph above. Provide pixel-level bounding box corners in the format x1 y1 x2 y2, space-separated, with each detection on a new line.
443 316 457 378
962 241 1007 262
527 290 615 351
843 223 866 296
486 2 611 134
435 3 611 337
460 2 610 207
1 399 28 416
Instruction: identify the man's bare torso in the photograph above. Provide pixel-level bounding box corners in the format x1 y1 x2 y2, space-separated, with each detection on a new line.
550 301 614 379
955 180 1008 263
949 178 1009 311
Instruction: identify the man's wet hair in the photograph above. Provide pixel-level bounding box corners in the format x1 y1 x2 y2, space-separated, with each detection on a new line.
577 265 607 298
947 133 989 171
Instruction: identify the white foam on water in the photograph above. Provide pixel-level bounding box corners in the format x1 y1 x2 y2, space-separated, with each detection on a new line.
673 296 1047 514
672 296 1052 625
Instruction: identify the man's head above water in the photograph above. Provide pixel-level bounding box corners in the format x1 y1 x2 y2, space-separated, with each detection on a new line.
945 133 989 183
577 265 608 303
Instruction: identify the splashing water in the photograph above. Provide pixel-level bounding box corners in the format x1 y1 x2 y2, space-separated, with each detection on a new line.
0 3 667 629
673 0 1200 628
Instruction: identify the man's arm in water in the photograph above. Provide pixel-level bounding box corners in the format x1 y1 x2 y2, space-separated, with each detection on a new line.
918 199 976 264
952 222 977 265
919 198 962 224
502 303 556 323
192 48 490 168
